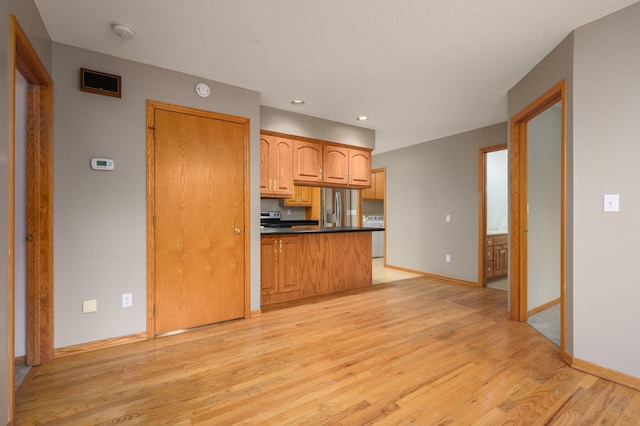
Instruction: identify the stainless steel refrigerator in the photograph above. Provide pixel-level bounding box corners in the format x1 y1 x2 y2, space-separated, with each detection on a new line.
320 188 360 228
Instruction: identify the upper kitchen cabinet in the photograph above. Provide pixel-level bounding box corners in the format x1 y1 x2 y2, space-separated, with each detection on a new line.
362 168 385 200
260 135 294 198
283 185 313 207
323 145 371 188
293 140 323 184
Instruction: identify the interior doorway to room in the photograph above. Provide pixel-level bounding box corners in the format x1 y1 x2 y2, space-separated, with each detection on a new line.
9 15 55 421
146 101 251 336
509 81 566 354
478 145 508 289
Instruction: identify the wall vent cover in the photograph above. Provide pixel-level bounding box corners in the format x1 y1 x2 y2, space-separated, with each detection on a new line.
80 68 121 98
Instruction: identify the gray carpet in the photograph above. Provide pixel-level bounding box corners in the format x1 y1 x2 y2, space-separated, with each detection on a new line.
15 365 30 389
527 304 560 347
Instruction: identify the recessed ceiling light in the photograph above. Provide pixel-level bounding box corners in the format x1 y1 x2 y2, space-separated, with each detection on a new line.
357 116 369 121
291 99 305 105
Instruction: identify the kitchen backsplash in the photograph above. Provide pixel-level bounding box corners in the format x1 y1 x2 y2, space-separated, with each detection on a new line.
260 198 308 220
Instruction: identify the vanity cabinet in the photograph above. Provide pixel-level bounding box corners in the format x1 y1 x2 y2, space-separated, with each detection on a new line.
486 234 508 279
260 135 294 198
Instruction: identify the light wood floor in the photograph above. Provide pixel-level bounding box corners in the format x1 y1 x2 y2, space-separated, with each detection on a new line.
15 277 640 425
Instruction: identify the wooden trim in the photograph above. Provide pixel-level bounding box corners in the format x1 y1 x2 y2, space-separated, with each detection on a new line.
9 15 55 422
509 80 567 363
250 309 262 318
383 264 477 287
571 358 640 392
527 297 560 317
54 333 147 358
260 129 373 153
477 144 507 288
146 100 251 337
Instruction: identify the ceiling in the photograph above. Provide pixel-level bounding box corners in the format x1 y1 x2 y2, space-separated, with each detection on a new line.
34 0 638 154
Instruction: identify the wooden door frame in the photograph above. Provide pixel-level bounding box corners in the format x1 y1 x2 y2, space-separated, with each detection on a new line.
8 14 55 419
477 144 507 287
146 100 251 337
509 81 566 353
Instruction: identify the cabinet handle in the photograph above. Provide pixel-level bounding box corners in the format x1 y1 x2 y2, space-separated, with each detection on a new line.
274 240 277 252
279 240 283 252
268 179 272 191
274 179 278 191
320 169 323 178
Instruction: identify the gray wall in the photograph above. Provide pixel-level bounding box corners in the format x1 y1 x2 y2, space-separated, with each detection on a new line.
0 0 52 420
52 43 261 347
527 104 562 310
508 32 574 353
261 106 375 149
571 2 640 377
372 123 507 283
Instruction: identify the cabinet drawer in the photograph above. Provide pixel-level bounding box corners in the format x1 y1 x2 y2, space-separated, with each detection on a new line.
493 235 508 246
486 237 494 247
486 249 494 261
486 262 494 278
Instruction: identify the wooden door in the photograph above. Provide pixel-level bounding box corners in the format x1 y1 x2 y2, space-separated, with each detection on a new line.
152 106 246 334
260 238 278 295
273 137 294 197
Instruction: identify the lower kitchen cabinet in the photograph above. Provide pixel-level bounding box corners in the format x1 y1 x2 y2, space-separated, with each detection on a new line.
261 231 372 306
261 236 299 304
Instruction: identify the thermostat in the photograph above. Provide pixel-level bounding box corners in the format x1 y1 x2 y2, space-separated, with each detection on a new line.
90 158 114 171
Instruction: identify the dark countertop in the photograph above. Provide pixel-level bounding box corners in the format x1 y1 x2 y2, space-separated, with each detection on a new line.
260 226 384 235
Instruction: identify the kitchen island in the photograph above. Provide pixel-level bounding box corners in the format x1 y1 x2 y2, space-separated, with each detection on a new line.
260 227 382 306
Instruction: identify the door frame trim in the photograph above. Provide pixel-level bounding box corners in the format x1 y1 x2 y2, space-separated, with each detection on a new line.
145 100 251 337
477 144 507 287
9 14 55 420
509 80 566 355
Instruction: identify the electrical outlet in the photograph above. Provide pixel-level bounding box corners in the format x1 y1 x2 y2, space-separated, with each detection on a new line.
122 293 133 308
446 254 451 263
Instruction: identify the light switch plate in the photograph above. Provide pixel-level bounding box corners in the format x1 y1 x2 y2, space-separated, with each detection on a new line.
82 299 97 313
604 194 620 212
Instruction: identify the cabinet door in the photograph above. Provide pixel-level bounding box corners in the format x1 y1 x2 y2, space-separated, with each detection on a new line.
283 185 313 206
323 145 350 186
361 172 376 199
259 136 273 196
293 140 323 183
260 238 279 295
348 149 371 188
494 244 508 277
374 170 385 200
273 137 294 197
278 237 298 293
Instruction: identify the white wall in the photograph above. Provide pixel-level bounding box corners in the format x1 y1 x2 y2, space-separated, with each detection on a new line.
572 2 640 377
52 43 261 348
373 123 507 283
14 72 28 357
486 150 508 234
527 104 562 310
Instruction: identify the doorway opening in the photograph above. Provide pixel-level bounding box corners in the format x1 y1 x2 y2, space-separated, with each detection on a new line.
509 81 566 355
9 14 55 421
478 145 508 289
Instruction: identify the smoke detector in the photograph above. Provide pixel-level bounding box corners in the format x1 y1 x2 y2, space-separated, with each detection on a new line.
111 23 135 40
